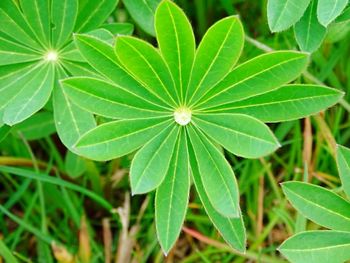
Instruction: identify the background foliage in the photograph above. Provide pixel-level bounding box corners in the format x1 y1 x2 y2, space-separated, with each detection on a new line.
0 0 350 262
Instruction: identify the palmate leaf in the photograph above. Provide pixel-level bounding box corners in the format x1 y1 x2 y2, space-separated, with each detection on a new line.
279 231 350 263
130 125 179 194
337 145 350 199
204 85 343 122
294 0 327 53
187 16 244 106
267 0 311 32
187 125 239 218
75 118 172 161
317 0 348 26
193 113 280 158
155 0 195 103
155 129 190 254
282 182 350 231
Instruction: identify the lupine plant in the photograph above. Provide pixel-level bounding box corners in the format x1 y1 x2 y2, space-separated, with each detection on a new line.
279 145 350 263
0 0 133 149
267 0 350 52
60 0 343 253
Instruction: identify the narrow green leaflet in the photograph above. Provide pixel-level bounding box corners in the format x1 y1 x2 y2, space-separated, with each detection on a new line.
206 85 343 122
53 68 96 149
4 63 54 125
267 0 311 32
0 0 42 50
282 182 350 231
0 125 11 142
187 16 244 106
130 125 179 195
188 137 246 252
19 0 51 46
196 51 309 110
194 114 279 158
155 0 195 102
51 0 78 48
73 34 169 109
155 129 190 254
100 23 134 35
74 0 118 33
115 36 178 107
279 231 350 263
61 77 170 119
14 111 56 140
65 150 87 178
123 0 160 36
317 0 348 26
294 0 327 52
337 145 350 199
187 126 239 217
0 35 40 65
75 118 172 161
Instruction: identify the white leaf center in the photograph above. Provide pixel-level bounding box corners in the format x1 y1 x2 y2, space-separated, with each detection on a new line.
45 50 58 62
174 107 192 126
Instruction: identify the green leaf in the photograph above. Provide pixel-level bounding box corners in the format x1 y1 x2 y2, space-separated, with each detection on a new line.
282 181 350 231
14 111 56 140
0 238 19 263
206 85 343 122
53 68 96 149
267 0 311 32
115 36 178 107
279 230 350 263
294 0 327 53
100 23 134 35
3 63 54 125
0 34 40 65
123 0 160 36
130 125 179 194
193 114 280 158
51 0 78 48
65 150 87 178
76 117 172 161
62 77 170 119
196 51 309 110
335 6 350 22
0 0 41 50
187 125 239 217
187 16 244 106
155 0 195 103
61 60 100 78
188 136 246 252
19 0 51 47
85 28 115 45
337 145 350 199
155 128 190 254
0 124 11 142
73 34 170 109
74 0 118 33
317 0 348 26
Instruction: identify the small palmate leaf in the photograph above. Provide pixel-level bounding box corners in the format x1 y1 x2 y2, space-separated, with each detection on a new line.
337 145 350 199
155 128 190 254
155 0 195 103
75 117 172 161
188 137 246 252
187 16 244 105
194 113 280 158
294 0 327 53
317 0 348 26
130 125 179 195
282 181 350 231
279 230 350 263
115 36 178 107
61 77 170 119
267 0 311 32
187 125 239 217
206 85 343 122
196 51 309 110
